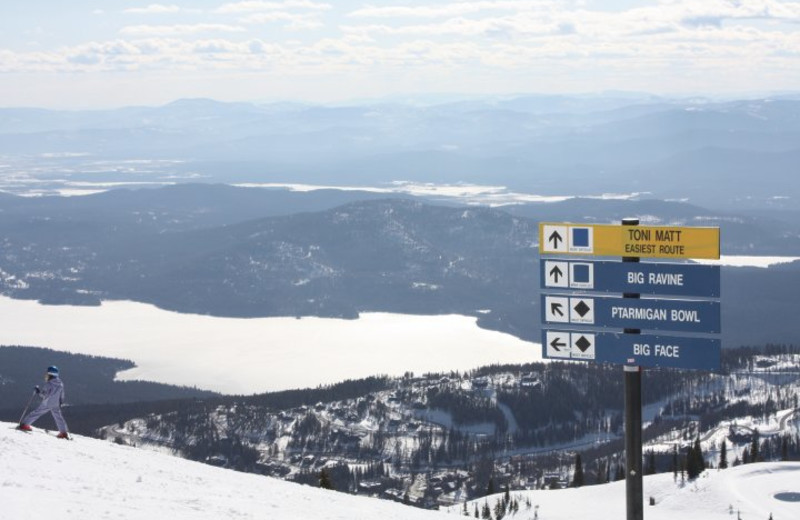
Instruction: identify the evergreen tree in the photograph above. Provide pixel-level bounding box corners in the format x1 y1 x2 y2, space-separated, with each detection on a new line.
486 477 495 497
493 498 505 520
720 440 728 469
504 483 510 504
782 435 789 461
319 468 335 490
481 501 492 520
596 459 607 484
615 461 625 481
672 445 679 480
474 503 479 518
680 455 686 484
695 437 706 472
572 454 584 487
751 429 760 463
686 449 699 480
686 438 705 480
645 450 656 475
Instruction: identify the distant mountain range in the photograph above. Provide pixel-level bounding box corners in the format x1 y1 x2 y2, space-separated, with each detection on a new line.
0 184 799 346
0 95 798 210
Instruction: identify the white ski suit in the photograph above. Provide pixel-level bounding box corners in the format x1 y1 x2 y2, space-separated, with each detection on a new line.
22 376 69 433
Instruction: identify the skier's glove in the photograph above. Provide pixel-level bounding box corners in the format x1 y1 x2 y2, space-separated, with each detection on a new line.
34 385 40 395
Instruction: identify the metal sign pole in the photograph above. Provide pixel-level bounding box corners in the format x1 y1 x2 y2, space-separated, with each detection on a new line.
622 217 643 520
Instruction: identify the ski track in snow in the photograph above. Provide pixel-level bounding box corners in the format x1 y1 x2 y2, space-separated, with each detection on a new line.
2 422 800 520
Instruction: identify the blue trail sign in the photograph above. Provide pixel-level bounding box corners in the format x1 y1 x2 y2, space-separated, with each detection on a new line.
542 330 720 370
541 294 721 333
540 260 720 298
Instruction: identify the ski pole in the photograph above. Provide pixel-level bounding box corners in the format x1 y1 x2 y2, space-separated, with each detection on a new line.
17 389 37 425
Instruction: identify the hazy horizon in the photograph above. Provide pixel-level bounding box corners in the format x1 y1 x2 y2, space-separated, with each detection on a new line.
4 89 800 111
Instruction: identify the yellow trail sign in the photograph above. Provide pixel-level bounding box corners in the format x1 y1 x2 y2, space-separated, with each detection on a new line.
539 222 720 259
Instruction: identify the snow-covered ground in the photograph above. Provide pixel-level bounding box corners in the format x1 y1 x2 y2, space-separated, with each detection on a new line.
0 422 445 520
457 462 800 520
0 296 538 395
694 256 800 268
232 181 643 206
3 422 799 520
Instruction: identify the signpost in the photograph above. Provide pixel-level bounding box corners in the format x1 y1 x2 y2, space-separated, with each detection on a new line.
541 259 720 297
538 219 721 520
539 222 720 259
541 330 721 370
541 294 721 333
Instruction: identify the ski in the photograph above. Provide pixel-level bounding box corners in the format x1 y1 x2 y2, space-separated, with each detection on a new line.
11 425 72 440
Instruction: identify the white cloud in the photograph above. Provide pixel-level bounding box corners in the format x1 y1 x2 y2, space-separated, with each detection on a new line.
342 14 569 38
348 1 557 19
82 40 144 56
191 39 243 54
123 4 181 15
340 0 800 47
214 1 332 31
120 24 247 36
215 1 332 14
246 39 282 54
189 38 285 55
1 20 797 77
238 11 324 30
346 0 800 23
238 11 326 30
2 0 800 98
582 0 800 37
344 0 800 40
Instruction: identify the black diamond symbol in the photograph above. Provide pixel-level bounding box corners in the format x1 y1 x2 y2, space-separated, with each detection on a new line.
575 336 592 352
574 300 591 317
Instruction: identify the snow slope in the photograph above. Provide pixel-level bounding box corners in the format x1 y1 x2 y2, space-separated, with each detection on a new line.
0 422 445 520
463 465 800 520
3 421 800 520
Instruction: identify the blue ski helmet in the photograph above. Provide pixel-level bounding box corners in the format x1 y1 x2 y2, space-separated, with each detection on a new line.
47 366 59 376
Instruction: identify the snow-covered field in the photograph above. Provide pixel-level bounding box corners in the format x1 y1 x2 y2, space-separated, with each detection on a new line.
458 462 800 520
0 422 445 520
0 296 538 395
232 181 644 206
694 256 800 268
3 422 799 520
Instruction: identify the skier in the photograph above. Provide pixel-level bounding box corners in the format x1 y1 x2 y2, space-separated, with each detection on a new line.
17 365 70 439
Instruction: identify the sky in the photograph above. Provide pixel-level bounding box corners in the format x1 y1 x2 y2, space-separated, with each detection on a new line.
1 0 800 108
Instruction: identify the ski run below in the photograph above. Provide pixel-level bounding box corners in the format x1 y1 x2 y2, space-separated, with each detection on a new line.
2 422 800 520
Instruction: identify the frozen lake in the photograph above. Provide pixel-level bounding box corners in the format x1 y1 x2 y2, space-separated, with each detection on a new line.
693 255 800 268
0 296 539 394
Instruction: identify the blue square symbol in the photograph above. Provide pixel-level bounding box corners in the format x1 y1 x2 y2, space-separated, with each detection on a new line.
572 228 589 247
572 264 590 283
